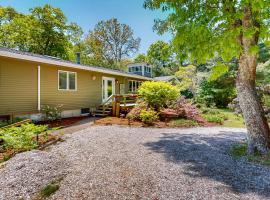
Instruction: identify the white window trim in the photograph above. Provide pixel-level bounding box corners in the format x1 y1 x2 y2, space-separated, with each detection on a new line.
128 80 141 93
58 70 77 91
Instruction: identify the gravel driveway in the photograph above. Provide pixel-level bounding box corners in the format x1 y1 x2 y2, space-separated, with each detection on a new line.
1 126 270 200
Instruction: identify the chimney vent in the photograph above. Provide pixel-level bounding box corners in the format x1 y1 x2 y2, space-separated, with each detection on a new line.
76 52 81 64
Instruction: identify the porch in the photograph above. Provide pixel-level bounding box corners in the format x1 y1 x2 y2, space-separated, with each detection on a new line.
95 94 140 117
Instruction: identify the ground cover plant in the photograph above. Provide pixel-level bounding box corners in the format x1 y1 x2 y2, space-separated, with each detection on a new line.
0 123 57 162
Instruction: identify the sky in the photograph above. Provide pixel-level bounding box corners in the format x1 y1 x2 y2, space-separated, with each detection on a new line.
0 0 171 56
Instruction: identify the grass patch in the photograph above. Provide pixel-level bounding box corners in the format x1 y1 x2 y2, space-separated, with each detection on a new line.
35 178 63 200
170 119 198 127
230 143 270 167
219 109 245 128
201 107 228 125
230 143 247 158
201 107 245 128
41 183 59 198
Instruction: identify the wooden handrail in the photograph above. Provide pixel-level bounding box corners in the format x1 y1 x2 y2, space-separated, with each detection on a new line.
101 94 140 115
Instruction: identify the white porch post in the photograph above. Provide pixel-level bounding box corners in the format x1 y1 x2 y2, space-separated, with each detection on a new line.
38 65 41 111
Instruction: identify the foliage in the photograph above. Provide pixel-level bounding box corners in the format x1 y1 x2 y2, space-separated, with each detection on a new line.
196 76 236 108
126 100 148 121
169 119 198 127
134 53 147 63
201 107 228 124
0 5 82 59
139 109 158 125
144 0 270 63
41 105 63 121
0 123 48 151
41 183 59 198
146 40 178 76
0 117 24 128
175 65 197 95
202 114 225 124
230 144 248 158
218 109 245 128
138 81 179 110
208 63 229 81
84 18 140 68
264 95 270 108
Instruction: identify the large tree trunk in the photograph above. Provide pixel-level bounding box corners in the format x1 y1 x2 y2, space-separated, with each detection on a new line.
236 4 270 154
236 55 270 154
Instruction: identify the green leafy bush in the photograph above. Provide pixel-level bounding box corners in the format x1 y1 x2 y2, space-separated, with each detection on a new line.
201 108 228 124
196 80 236 108
139 109 158 125
170 119 198 127
126 100 148 121
202 114 224 124
0 117 24 128
0 123 48 150
41 105 63 121
138 81 180 110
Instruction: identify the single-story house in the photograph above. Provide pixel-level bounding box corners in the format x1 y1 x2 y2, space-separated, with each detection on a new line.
0 48 152 120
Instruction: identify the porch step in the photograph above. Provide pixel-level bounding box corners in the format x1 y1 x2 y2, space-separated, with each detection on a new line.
95 110 111 114
94 113 109 117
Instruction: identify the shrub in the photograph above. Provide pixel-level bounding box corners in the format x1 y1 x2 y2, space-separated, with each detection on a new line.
202 114 224 124
41 105 63 121
201 108 228 124
0 123 48 151
0 117 24 128
126 100 148 121
139 109 158 125
170 119 198 127
196 80 236 108
138 81 180 110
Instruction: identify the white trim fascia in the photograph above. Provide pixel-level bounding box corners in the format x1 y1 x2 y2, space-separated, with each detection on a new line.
0 50 152 81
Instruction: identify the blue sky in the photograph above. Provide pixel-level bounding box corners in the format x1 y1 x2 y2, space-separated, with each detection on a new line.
0 0 171 56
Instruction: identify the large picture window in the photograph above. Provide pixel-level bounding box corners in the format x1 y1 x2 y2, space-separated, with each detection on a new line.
58 70 77 91
128 80 141 93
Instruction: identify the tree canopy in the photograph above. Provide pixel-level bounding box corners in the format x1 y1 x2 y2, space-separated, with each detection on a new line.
144 0 270 63
84 18 140 68
0 5 82 59
144 0 270 154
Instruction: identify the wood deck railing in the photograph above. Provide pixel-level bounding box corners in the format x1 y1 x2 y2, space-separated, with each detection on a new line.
101 94 140 117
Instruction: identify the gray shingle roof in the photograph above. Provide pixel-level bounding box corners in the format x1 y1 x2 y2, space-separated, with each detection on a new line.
153 76 177 82
0 47 152 80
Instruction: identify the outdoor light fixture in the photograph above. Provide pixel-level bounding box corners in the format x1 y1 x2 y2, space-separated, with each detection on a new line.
92 75 96 80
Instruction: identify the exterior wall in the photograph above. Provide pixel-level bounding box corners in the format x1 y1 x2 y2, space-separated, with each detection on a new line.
0 57 146 117
0 58 38 115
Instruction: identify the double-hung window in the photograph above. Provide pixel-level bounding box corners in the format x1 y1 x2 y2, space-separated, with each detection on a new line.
58 70 77 91
128 80 141 93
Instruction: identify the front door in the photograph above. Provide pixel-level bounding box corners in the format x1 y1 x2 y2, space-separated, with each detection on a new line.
102 77 115 103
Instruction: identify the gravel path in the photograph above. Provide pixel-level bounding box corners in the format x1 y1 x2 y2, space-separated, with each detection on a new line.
1 126 270 200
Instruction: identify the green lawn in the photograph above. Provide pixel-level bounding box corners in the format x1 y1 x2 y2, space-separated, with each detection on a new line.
218 109 245 128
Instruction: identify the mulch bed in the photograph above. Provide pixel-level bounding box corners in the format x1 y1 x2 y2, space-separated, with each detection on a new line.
95 117 216 128
37 116 89 128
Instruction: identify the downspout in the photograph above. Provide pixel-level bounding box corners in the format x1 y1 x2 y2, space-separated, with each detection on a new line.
38 65 41 111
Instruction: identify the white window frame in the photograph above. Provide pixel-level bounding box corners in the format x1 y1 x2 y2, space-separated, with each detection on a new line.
128 80 141 93
58 70 77 91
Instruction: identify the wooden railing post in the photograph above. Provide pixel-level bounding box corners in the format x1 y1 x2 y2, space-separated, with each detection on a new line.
116 102 120 117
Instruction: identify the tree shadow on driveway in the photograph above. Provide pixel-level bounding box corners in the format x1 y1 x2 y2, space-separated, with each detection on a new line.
144 131 270 198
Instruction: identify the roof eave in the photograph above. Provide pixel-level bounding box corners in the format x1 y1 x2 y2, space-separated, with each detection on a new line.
0 50 152 81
